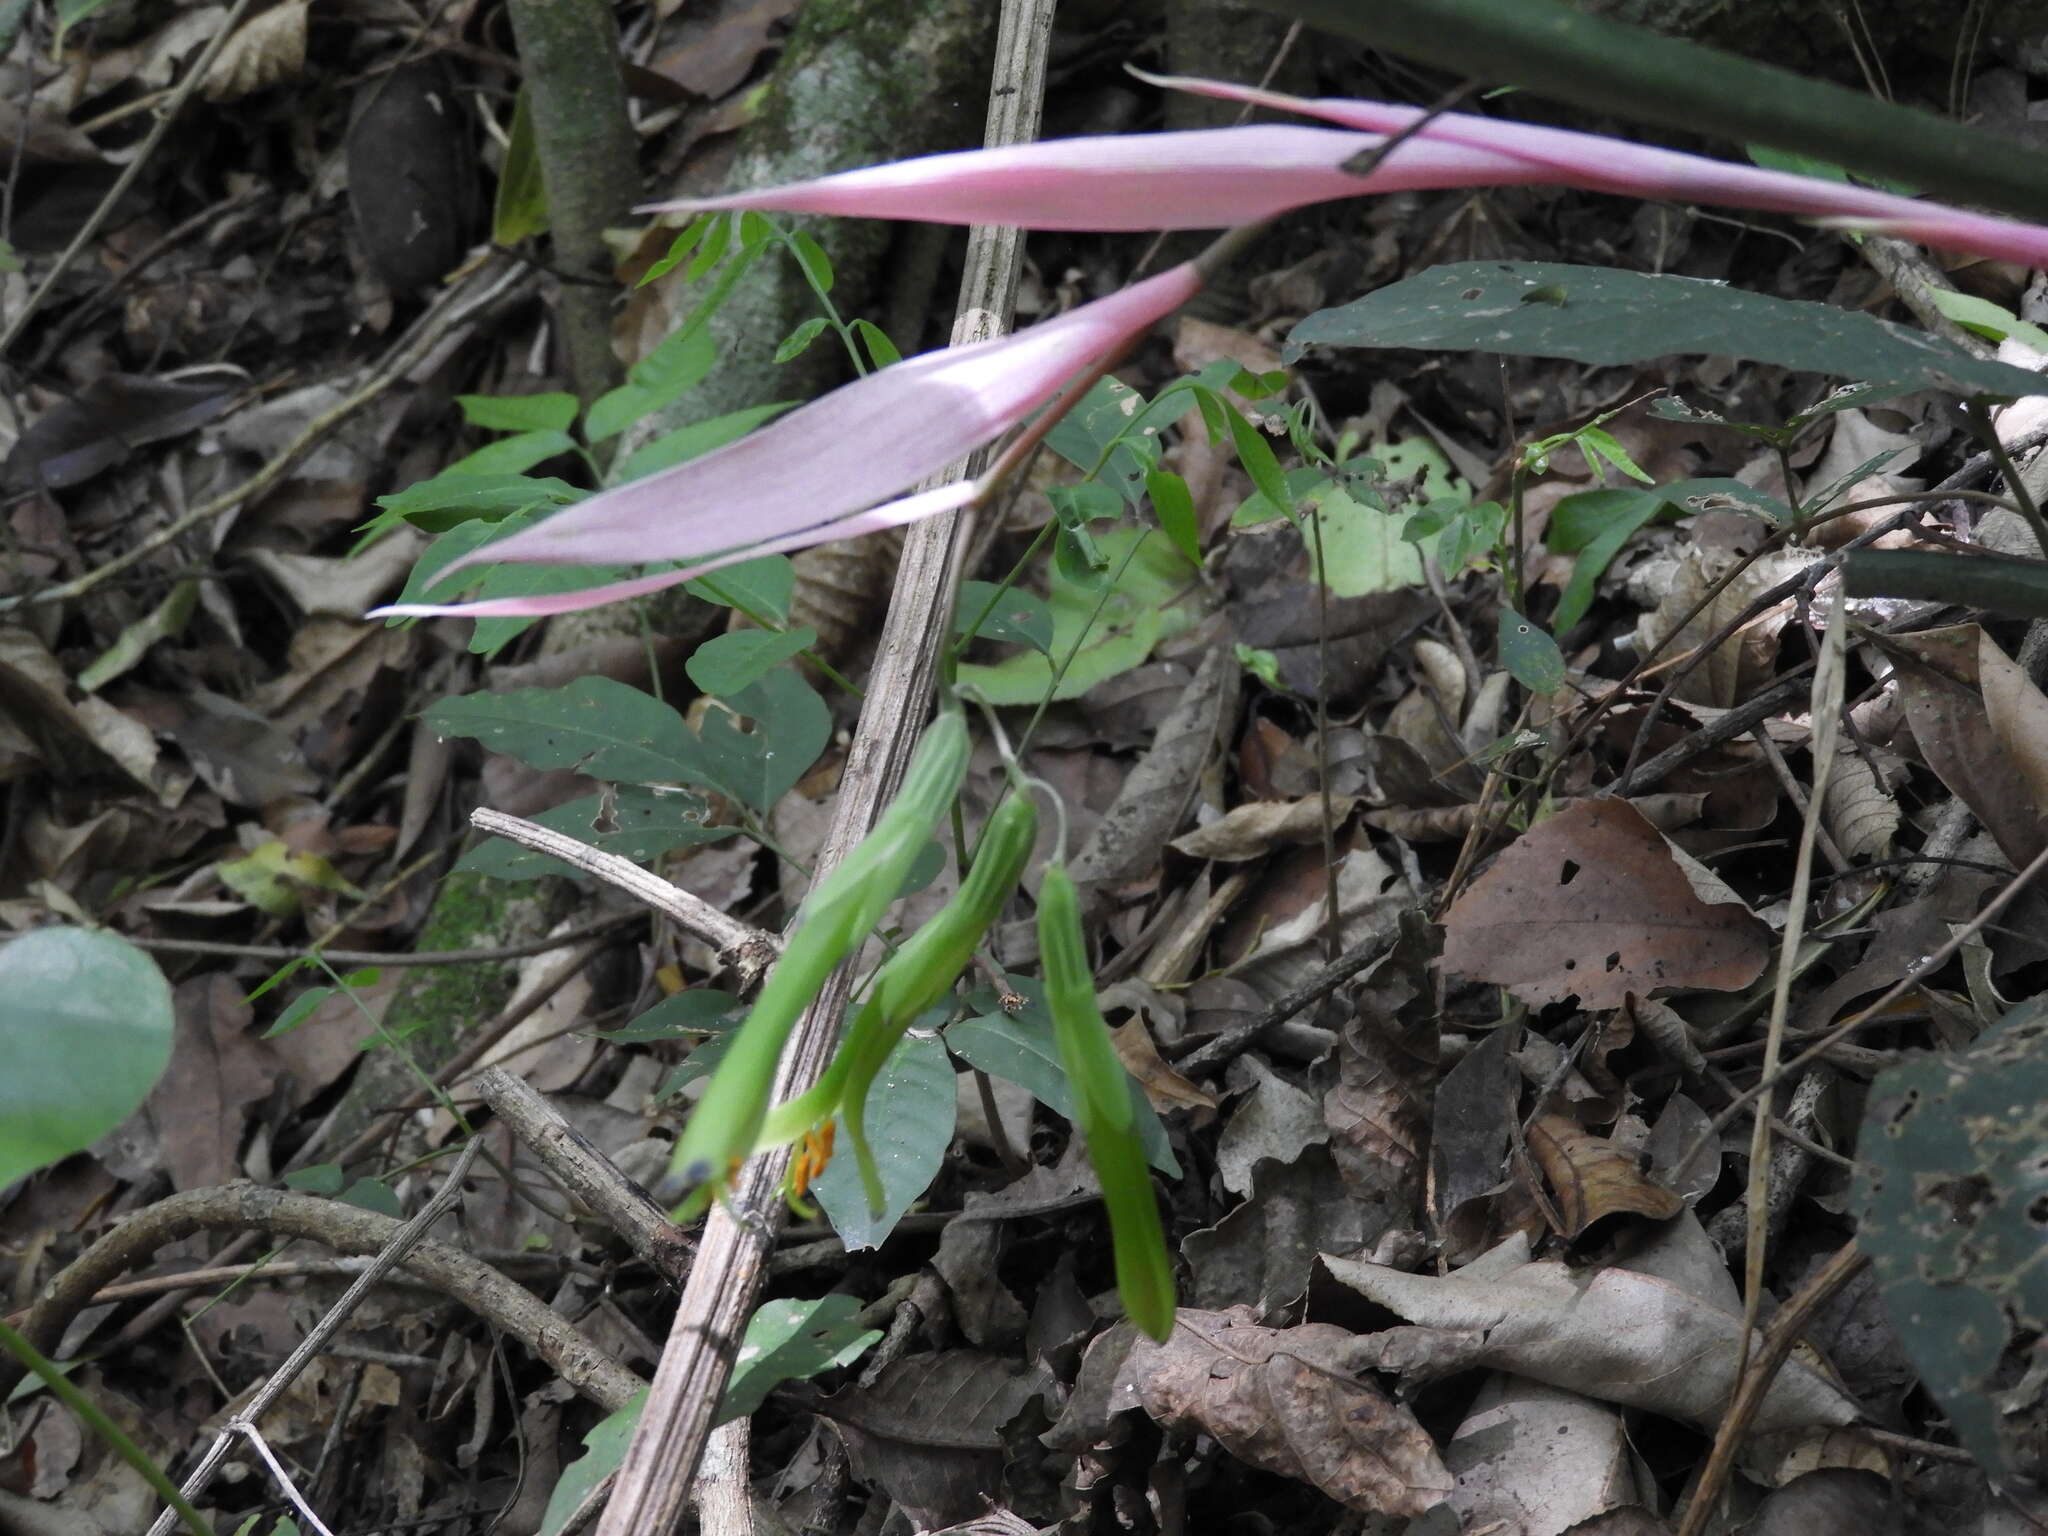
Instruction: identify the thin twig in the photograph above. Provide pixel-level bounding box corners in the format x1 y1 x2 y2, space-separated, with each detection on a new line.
127 912 642 968
2 1182 642 1413
1678 1240 1869 1536
469 807 774 964
143 1142 488 1536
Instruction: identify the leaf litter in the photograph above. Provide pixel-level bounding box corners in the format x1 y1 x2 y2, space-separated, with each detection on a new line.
8 11 2048 1536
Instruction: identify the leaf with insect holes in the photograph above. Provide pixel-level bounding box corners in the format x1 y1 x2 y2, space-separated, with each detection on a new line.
424 676 696 784
1441 797 1770 1008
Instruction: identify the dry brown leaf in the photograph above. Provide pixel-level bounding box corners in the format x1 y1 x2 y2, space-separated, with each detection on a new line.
1819 748 1898 863
1440 798 1770 1009
1444 1375 1645 1536
202 0 308 102
1323 1252 1861 1434
1325 912 1436 1210
1526 1113 1685 1239
1890 624 2048 869
1108 1017 1216 1114
1123 1309 1453 1516
1632 544 1804 707
1170 794 1356 861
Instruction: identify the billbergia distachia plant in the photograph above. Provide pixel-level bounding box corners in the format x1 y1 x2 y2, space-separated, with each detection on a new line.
371 71 2048 626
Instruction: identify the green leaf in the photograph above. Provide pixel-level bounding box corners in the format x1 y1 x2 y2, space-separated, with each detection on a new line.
632 318 720 402
1235 643 1284 690
1214 395 1294 516
951 978 1179 1176
687 628 818 696
1498 609 1567 693
1572 425 1655 485
0 928 174 1188
457 392 579 434
339 1177 401 1218
442 429 576 478
773 316 831 364
540 1391 647 1536
266 987 338 1037
955 527 1201 705
717 1295 879 1425
600 989 743 1043
1288 262 2048 401
1304 481 1426 596
584 385 657 445
686 212 731 282
458 786 733 880
1546 488 1672 633
77 578 197 693
852 318 900 369
787 230 835 293
686 554 795 627
365 473 582 536
639 213 716 288
424 677 696 783
1929 290 2048 354
1230 465 1332 528
492 87 548 244
955 581 1052 655
1045 373 1157 506
810 1031 955 1250
1843 548 2048 618
612 401 794 484
1146 468 1201 565
284 1164 345 1194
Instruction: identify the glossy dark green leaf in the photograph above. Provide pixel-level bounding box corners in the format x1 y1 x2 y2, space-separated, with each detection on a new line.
686 627 818 696
1289 263 2048 401
1843 548 2048 618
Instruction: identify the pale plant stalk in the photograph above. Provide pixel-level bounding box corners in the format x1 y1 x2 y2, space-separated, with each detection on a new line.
1734 583 1846 1396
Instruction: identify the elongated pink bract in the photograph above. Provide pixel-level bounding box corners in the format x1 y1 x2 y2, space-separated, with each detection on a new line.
1142 71 2048 272
645 125 1535 231
646 69 2048 271
371 263 1202 620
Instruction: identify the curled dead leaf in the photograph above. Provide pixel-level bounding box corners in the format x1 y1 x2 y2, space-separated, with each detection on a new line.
1526 1113 1685 1240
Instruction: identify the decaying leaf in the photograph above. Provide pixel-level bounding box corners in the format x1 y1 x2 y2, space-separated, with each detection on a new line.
1170 794 1356 861
1440 797 1770 1009
201 0 308 101
1526 1113 1685 1240
1887 624 2048 871
1060 1309 1453 1517
1323 1249 1860 1434
819 1352 1053 1531
1444 1375 1646 1536
1324 911 1437 1211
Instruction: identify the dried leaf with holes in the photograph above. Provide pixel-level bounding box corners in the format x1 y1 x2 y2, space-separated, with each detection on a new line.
1440 797 1770 1009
